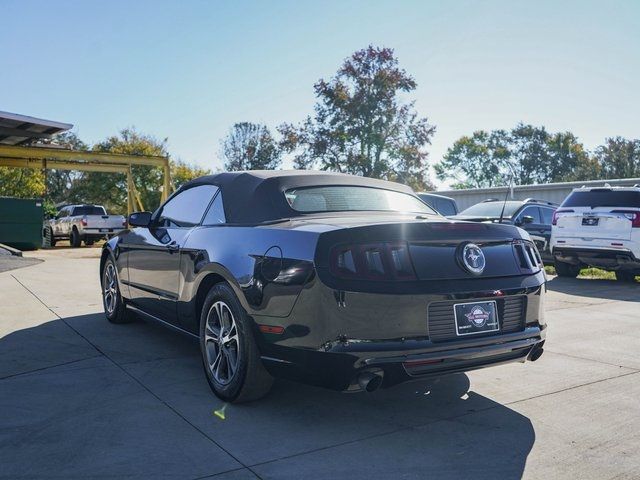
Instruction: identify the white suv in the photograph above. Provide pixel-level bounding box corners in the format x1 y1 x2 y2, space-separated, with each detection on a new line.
550 185 640 282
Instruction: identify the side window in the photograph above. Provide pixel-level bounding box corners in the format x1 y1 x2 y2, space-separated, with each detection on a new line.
202 192 226 225
158 185 218 227
518 206 542 224
540 207 554 225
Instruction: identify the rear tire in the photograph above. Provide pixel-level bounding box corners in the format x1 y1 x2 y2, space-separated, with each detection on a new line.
200 283 273 403
555 260 580 278
615 271 637 283
70 229 81 248
102 257 134 324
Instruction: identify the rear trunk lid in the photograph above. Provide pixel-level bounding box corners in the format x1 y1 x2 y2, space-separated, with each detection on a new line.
313 219 540 285
83 215 125 230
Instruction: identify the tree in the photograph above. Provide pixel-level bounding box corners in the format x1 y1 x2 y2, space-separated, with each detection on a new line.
435 124 598 188
0 167 45 198
595 137 640 179
42 132 88 204
68 128 168 214
0 132 88 201
434 130 511 188
221 122 281 171
279 46 436 191
171 160 211 189
547 132 600 181
509 124 551 184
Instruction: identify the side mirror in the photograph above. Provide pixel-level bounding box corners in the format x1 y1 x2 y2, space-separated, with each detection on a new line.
128 211 152 227
520 215 535 225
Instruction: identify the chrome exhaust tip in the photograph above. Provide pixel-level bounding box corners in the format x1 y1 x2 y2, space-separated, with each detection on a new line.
358 370 383 392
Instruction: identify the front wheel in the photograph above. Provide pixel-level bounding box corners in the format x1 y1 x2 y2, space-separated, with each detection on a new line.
555 260 580 278
615 271 637 283
200 283 273 403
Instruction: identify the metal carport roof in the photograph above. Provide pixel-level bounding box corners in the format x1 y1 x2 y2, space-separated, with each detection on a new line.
0 111 72 145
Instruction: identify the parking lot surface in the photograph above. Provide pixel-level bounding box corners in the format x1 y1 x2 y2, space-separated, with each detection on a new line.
1 248 639 479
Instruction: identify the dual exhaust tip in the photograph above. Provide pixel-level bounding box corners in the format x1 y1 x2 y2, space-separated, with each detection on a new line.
356 344 544 393
357 370 384 392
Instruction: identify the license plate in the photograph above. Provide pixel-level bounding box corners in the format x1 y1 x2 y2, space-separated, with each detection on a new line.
454 301 499 336
99 228 111 233
582 217 599 226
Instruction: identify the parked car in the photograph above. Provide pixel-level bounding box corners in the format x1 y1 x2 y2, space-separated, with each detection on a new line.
416 192 458 216
452 198 558 264
100 171 546 403
46 204 126 247
551 185 640 281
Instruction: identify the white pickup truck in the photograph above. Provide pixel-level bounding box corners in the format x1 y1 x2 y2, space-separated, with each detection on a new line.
46 204 127 247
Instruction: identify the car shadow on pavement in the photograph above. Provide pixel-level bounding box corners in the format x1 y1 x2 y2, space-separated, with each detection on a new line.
546 275 639 302
0 313 536 479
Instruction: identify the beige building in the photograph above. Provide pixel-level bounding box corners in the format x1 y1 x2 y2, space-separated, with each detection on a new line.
438 178 640 211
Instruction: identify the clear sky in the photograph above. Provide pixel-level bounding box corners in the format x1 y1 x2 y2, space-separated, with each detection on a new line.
2 0 639 188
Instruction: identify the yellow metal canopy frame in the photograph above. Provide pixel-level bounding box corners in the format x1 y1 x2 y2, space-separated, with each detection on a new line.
0 144 172 215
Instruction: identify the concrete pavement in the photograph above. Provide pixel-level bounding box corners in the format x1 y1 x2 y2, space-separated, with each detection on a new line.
0 248 639 479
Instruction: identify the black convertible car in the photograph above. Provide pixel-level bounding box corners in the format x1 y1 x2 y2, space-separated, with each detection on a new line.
101 171 546 402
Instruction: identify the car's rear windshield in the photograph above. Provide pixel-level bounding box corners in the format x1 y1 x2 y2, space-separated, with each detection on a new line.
73 206 106 216
285 186 436 214
459 201 522 218
561 190 640 208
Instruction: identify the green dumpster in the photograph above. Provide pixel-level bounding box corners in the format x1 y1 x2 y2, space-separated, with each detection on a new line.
0 197 44 250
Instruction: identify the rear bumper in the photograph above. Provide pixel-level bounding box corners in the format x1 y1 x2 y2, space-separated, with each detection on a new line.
257 275 547 391
261 326 545 391
82 228 116 235
553 246 640 270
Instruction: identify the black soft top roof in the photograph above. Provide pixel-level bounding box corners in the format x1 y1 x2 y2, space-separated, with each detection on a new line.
181 170 415 224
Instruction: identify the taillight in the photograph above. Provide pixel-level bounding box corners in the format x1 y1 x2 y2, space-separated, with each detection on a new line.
611 210 640 228
81 217 88 227
513 240 542 272
330 242 416 281
552 209 574 225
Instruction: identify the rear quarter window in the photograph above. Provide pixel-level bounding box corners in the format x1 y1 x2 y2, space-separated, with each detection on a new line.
562 190 640 208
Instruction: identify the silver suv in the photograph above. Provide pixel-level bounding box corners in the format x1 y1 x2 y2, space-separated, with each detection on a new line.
550 185 640 282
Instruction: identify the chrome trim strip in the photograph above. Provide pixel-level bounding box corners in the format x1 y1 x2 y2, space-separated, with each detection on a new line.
124 280 178 300
260 355 293 364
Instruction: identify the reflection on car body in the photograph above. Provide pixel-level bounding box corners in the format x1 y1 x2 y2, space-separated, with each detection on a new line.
101 171 546 403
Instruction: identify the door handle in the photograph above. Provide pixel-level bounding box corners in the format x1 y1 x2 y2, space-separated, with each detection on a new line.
166 241 179 252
